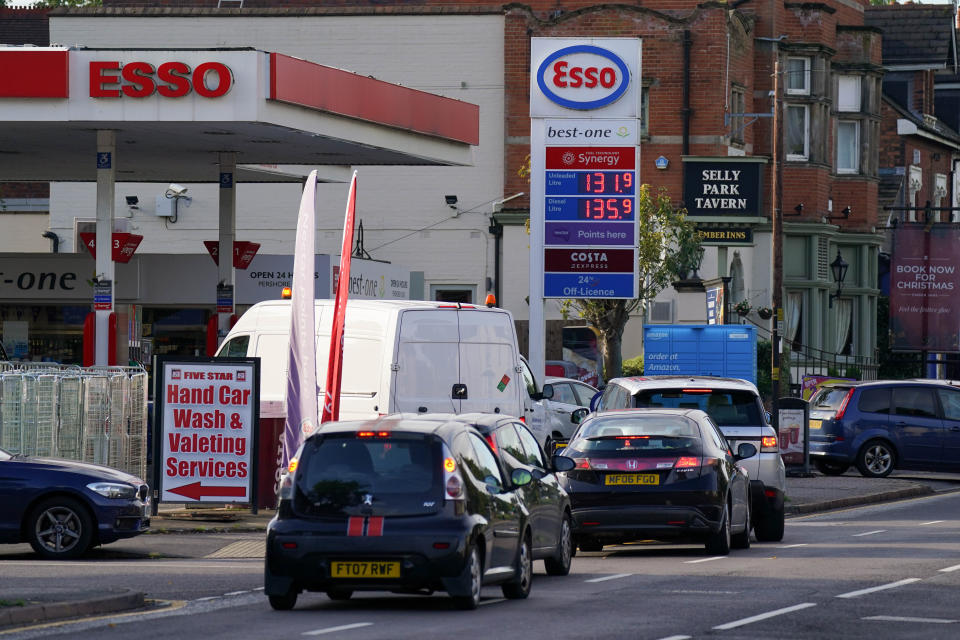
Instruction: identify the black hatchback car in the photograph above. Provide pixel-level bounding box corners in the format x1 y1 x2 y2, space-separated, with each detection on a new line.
265 416 535 610
558 409 756 555
436 413 576 576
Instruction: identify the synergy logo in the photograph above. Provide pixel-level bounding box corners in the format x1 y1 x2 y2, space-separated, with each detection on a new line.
537 45 630 110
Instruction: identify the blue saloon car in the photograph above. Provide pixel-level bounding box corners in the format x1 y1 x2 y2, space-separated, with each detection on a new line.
0 447 150 558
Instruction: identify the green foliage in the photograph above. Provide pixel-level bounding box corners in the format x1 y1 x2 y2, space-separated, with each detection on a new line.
561 185 701 380
622 355 644 377
844 366 862 380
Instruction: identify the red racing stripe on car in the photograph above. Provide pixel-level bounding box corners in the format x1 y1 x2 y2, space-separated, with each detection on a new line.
366 517 384 537
347 517 364 536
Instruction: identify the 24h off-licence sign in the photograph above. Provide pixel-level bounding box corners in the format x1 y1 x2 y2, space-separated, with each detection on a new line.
154 356 259 504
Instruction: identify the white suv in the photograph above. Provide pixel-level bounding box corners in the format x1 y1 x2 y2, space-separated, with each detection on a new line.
586 375 786 541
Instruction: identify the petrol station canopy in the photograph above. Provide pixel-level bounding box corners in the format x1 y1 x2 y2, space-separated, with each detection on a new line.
0 47 480 182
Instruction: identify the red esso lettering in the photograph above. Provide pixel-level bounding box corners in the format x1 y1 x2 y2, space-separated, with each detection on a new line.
552 60 616 89
90 61 232 98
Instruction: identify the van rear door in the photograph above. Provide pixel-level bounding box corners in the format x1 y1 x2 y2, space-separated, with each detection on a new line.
457 308 521 417
393 310 460 414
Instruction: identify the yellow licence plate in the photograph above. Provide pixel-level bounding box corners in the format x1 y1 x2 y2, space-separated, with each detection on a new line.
605 474 659 486
809 419 822 430
331 561 400 579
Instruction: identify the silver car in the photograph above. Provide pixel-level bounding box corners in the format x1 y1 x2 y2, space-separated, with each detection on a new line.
544 376 598 446
582 375 786 542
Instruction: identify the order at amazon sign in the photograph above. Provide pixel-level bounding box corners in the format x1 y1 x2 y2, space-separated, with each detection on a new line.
154 357 260 505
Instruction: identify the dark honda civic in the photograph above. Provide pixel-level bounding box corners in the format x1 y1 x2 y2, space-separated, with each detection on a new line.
265 416 535 610
558 409 756 555
0 447 150 559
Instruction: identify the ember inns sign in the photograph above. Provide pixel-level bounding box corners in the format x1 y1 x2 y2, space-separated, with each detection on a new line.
682 159 764 217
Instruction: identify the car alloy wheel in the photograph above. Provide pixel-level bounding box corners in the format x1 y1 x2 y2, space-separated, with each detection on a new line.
731 501 751 550
857 440 894 478
544 513 573 576
502 534 532 599
453 546 482 610
705 503 731 555
28 497 93 560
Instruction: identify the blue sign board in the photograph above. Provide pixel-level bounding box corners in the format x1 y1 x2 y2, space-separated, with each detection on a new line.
544 272 636 298
96 152 112 170
643 325 757 384
545 221 635 246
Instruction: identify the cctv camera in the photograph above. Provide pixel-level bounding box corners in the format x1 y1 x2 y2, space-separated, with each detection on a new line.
125 196 139 206
445 195 458 207
165 183 188 198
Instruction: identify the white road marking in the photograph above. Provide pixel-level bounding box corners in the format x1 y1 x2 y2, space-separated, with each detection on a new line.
478 598 506 606
223 590 248 596
303 622 374 636
684 556 726 564
713 602 817 630
585 573 632 583
938 563 960 573
836 578 921 599
656 636 692 640
668 590 739 595
851 530 886 537
778 544 808 549
864 615 956 624
920 520 945 525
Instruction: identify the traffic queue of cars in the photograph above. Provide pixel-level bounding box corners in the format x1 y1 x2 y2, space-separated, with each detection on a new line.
265 376 778 610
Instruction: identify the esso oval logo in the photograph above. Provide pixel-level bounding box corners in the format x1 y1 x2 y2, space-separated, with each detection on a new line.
537 45 629 110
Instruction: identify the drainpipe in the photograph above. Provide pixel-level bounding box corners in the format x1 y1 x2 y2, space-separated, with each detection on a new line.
683 30 693 156
42 230 59 253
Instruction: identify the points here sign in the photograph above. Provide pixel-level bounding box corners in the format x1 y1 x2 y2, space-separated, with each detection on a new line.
154 356 260 504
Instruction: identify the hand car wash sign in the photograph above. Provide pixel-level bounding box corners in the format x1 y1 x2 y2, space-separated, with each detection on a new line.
154 356 260 505
531 38 641 300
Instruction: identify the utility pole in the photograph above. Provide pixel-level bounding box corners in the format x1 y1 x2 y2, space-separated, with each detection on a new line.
771 50 783 422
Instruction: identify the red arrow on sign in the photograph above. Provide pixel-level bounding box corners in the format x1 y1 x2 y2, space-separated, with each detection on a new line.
167 482 247 501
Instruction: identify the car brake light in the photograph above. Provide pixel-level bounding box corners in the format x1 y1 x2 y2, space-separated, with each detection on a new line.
575 459 591 470
485 434 498 453
357 431 390 438
282 542 297 549
519 416 525 423
433 542 451 549
675 456 700 468
681 389 713 394
445 476 463 499
834 388 856 420
761 436 778 452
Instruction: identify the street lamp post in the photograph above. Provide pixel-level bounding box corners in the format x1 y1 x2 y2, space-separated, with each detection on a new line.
828 250 848 308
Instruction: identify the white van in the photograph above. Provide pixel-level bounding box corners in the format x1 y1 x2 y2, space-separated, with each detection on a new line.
216 299 545 427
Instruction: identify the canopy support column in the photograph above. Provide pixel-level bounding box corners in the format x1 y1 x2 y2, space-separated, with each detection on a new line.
95 130 116 366
217 152 237 344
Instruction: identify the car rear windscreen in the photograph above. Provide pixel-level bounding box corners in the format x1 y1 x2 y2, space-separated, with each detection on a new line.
809 387 854 410
572 416 702 457
294 434 442 517
632 389 761 427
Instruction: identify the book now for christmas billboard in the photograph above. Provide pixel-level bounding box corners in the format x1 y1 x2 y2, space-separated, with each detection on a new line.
890 225 960 352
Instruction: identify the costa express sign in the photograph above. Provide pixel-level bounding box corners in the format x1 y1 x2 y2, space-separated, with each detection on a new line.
536 45 629 110
89 61 233 98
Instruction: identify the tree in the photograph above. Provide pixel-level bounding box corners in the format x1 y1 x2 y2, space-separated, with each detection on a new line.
561 185 701 381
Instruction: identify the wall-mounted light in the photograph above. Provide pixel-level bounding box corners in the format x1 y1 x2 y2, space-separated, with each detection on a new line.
786 203 803 216
828 250 848 309
160 184 191 223
829 206 851 221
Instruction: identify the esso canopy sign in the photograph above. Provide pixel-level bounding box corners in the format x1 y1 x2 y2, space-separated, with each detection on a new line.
90 60 233 98
531 38 641 118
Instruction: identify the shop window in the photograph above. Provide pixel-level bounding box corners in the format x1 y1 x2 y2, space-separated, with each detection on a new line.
837 121 860 174
786 57 810 95
786 104 809 161
837 76 861 112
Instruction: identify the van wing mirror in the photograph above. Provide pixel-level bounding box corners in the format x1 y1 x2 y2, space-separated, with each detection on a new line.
540 383 554 400
571 408 588 424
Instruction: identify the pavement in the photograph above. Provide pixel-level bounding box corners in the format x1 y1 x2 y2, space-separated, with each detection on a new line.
3 469 959 630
